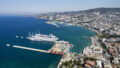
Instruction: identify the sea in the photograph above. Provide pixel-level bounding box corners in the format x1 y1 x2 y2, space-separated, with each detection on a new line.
0 16 96 68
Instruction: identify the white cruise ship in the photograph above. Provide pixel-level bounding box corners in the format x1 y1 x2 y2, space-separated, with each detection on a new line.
26 33 58 42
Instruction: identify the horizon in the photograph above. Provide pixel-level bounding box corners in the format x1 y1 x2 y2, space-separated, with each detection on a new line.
0 7 120 15
0 0 120 14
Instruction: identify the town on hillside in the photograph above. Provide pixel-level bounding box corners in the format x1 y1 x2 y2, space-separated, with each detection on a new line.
37 8 120 68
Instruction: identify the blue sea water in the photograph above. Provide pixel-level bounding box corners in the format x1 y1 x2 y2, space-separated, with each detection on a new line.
0 16 96 68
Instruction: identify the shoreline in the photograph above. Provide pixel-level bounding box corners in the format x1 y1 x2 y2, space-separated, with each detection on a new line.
45 21 98 34
48 21 98 68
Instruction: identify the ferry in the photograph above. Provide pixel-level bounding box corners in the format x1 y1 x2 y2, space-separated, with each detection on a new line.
26 33 58 42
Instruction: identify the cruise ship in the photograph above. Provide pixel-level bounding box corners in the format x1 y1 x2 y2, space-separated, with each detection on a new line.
26 33 58 42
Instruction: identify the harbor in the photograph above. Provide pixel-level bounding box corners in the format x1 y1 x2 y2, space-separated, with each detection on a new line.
0 16 96 68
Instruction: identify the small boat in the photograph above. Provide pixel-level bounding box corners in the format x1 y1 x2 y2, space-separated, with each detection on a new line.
20 36 24 39
6 44 10 47
16 36 19 38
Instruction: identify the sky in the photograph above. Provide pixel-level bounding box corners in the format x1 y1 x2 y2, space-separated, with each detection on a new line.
0 0 120 13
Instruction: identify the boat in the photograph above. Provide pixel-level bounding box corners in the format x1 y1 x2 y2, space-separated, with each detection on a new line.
16 35 19 38
16 35 24 39
20 36 24 39
26 33 58 42
6 44 10 47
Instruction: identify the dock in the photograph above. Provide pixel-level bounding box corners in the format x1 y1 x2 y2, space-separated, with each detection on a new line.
6 41 71 55
13 45 49 53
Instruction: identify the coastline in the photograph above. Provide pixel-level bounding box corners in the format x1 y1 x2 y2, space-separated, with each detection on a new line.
57 43 74 68
47 21 98 68
45 21 98 34
35 8 120 67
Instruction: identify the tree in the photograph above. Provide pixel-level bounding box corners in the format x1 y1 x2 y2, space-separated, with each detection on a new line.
84 57 97 61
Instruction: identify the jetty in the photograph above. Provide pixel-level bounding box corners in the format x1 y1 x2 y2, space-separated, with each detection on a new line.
6 41 71 55
13 45 49 53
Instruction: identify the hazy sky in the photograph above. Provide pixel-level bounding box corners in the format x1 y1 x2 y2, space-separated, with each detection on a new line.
0 0 120 13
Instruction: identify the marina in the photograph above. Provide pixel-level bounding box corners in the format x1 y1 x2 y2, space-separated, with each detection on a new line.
46 21 60 28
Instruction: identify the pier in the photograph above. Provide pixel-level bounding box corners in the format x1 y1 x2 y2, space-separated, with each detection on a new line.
13 45 49 53
6 41 71 55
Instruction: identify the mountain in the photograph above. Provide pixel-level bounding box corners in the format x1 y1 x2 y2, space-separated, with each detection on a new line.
82 8 120 14
36 8 120 16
